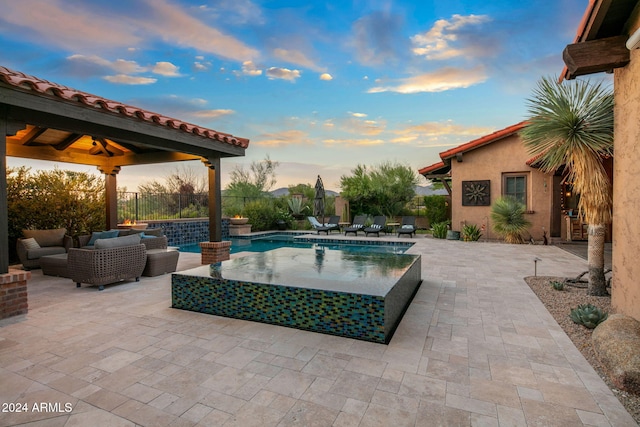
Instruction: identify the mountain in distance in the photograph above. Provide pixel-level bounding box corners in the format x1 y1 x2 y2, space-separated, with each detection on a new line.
270 185 445 197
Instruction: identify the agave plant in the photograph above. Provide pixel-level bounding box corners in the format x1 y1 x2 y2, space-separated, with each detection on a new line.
462 224 482 241
490 196 531 244
570 303 608 329
431 221 449 239
551 280 565 291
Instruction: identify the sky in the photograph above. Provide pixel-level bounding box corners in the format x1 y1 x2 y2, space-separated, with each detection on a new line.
0 0 591 192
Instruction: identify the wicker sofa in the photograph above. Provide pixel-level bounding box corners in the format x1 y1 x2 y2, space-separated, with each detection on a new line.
17 228 73 270
68 234 147 291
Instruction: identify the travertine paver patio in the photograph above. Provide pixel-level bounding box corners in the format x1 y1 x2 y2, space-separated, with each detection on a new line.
0 237 635 426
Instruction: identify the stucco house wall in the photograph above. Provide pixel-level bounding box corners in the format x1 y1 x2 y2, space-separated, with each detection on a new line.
612 6 640 320
450 133 553 242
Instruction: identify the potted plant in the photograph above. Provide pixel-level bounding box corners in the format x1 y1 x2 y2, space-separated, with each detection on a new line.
275 210 293 230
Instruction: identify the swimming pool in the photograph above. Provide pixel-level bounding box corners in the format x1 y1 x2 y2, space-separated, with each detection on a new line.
179 233 412 255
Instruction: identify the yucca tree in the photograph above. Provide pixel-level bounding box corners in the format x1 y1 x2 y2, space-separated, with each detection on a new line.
520 76 613 296
490 196 531 244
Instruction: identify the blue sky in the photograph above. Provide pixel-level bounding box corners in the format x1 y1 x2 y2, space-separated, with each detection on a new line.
1 0 589 191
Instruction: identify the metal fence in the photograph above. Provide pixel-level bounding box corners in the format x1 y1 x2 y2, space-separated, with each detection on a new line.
117 192 267 222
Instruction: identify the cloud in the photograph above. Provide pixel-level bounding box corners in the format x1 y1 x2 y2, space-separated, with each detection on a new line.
242 61 263 76
350 112 367 118
255 129 310 146
0 0 259 62
319 73 333 81
392 120 495 145
368 66 487 93
411 14 495 60
266 67 301 81
323 138 384 146
67 55 145 74
351 11 410 66
138 0 259 62
193 61 209 71
191 109 235 119
273 48 325 72
152 61 181 76
196 0 265 26
104 75 157 85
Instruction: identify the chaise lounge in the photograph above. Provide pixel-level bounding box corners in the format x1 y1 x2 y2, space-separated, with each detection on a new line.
344 215 367 236
397 216 417 238
363 215 387 237
307 216 341 234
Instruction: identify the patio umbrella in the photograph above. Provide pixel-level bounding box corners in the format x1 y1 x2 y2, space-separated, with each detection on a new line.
314 175 325 224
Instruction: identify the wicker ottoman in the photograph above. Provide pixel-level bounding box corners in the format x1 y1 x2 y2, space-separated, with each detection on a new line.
143 249 179 277
40 253 70 278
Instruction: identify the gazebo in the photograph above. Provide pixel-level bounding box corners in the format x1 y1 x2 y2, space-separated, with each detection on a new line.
0 66 249 275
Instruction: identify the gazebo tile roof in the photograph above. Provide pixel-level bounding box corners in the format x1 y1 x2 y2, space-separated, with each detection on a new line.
0 66 249 149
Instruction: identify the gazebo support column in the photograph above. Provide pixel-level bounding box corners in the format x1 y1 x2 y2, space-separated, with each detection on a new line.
200 157 229 264
0 108 9 274
98 165 121 230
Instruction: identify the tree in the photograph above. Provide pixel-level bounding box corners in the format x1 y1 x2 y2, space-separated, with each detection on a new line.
520 76 613 296
223 156 279 216
340 162 418 218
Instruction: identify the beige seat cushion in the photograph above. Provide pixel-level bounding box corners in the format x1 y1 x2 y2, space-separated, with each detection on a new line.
23 228 67 247
27 246 66 260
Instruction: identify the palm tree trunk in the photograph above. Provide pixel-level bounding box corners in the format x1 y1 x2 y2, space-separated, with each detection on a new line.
587 224 607 296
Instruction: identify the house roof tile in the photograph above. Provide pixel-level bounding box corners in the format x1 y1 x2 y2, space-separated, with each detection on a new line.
0 66 249 148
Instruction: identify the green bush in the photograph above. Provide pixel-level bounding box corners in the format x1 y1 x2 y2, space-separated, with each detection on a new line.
242 199 279 231
424 195 448 226
432 221 449 239
7 167 105 262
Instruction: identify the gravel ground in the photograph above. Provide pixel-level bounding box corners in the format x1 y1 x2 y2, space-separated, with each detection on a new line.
525 276 640 425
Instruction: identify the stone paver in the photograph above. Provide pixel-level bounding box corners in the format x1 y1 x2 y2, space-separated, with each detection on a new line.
0 236 636 426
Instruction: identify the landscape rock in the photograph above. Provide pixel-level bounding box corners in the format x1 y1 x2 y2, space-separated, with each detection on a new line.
592 314 640 393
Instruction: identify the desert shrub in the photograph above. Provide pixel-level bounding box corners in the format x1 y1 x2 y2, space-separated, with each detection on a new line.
242 199 279 231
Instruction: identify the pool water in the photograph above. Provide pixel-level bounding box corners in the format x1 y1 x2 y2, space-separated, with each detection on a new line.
179 234 410 255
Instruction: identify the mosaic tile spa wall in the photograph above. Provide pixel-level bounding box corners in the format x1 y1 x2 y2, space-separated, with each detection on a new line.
171 255 421 344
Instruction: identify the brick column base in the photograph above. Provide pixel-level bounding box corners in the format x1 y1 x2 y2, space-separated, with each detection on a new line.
200 241 232 264
0 269 31 320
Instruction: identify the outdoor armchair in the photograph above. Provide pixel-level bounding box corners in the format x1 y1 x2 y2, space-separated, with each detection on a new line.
17 228 73 270
344 215 367 236
364 216 387 237
397 216 417 238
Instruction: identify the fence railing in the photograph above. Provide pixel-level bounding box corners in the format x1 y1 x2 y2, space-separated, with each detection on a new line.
117 192 267 222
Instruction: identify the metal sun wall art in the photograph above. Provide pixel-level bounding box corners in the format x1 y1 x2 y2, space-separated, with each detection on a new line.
462 180 490 206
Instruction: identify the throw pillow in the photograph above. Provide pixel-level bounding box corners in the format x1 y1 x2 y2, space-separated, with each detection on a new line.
87 230 120 246
21 237 41 250
139 233 157 239
94 233 141 249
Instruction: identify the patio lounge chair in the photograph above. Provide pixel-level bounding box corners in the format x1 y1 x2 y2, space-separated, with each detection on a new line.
397 216 417 238
364 215 386 237
308 216 340 234
344 215 367 236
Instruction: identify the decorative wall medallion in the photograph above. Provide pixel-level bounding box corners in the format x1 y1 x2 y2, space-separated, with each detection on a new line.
462 180 490 206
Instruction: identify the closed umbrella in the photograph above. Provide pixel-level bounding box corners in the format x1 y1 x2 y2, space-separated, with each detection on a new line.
314 175 325 224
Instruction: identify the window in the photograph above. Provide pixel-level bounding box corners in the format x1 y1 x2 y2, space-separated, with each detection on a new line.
503 174 527 206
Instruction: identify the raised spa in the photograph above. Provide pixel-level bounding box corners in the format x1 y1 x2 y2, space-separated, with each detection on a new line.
171 247 421 344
